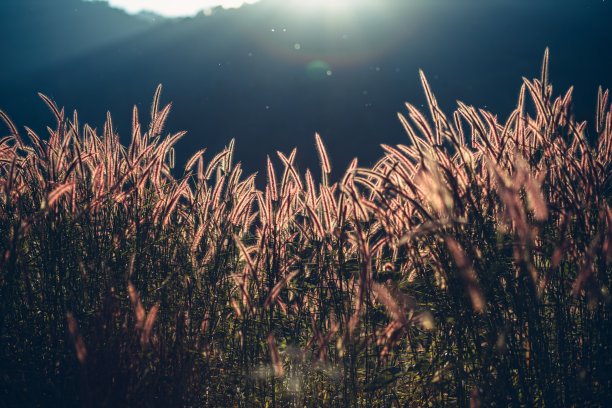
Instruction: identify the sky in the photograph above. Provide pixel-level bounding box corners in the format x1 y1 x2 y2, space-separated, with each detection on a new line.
85 0 261 17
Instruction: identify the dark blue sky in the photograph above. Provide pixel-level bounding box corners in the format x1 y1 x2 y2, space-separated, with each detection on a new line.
1 0 611 180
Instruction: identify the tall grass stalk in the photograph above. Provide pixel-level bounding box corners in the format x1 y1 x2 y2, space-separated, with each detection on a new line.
1 49 610 406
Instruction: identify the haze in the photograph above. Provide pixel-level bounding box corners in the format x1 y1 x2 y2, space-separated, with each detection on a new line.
85 0 261 17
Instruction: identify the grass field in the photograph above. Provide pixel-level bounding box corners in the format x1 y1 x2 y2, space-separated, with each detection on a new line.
1 50 611 407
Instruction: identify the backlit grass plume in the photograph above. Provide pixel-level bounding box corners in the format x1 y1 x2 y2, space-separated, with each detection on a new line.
0 49 610 407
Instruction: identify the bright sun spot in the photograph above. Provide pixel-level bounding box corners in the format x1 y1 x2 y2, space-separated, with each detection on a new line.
284 0 386 20
86 0 261 17
288 0 353 12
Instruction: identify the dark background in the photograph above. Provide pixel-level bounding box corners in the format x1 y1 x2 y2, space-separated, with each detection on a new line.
1 0 611 181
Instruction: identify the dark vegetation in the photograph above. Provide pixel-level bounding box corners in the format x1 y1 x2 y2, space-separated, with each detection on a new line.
1 50 611 407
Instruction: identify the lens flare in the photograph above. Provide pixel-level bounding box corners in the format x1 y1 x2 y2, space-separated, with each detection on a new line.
305 60 333 80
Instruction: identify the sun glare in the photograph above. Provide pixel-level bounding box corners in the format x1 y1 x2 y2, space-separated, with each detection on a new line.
86 0 261 17
288 0 352 12
285 0 383 15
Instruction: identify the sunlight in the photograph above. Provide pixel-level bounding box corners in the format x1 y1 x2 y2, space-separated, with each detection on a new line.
285 0 382 15
288 0 353 13
85 0 261 17
249 0 395 70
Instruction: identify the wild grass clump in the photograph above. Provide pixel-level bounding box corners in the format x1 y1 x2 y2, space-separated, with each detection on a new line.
1 49 610 407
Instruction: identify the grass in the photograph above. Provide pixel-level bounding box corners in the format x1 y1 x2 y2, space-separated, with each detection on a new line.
0 49 611 407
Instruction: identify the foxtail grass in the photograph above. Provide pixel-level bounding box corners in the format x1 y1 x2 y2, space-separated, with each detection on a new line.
1 49 610 407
